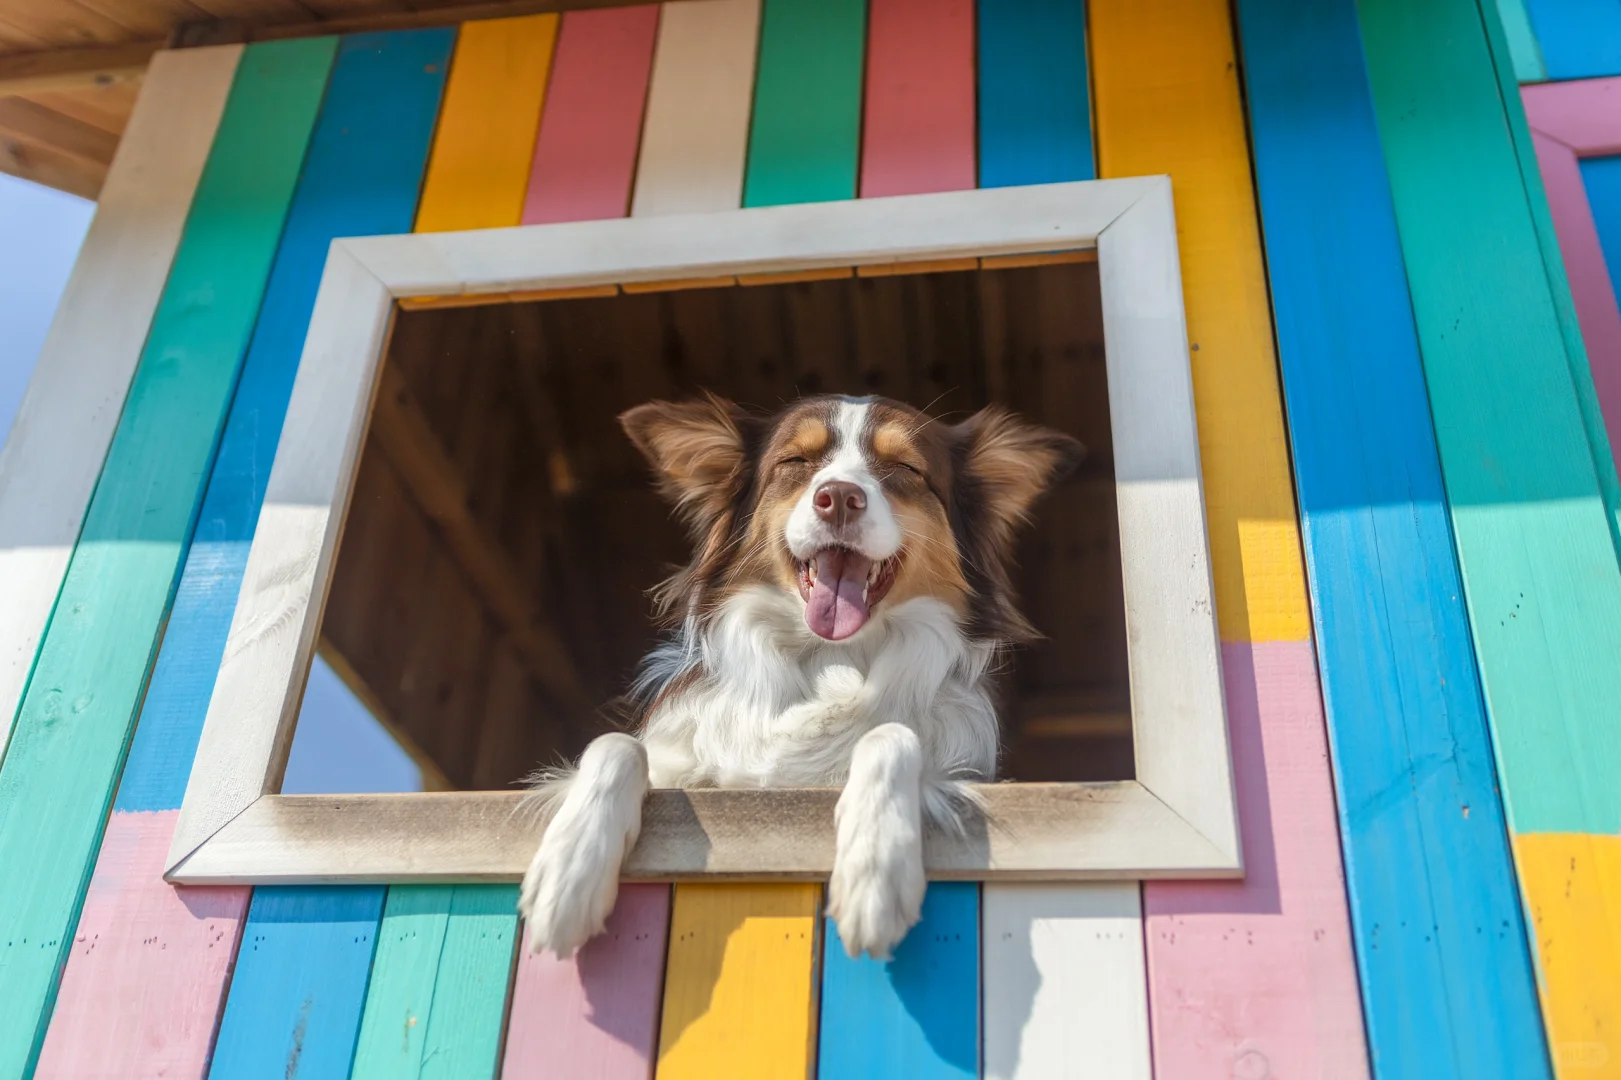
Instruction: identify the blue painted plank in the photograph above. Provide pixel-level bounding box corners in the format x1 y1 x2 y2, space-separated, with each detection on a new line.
209 886 387 1078
1524 0 1621 79
817 883 978 1079
117 26 453 814
977 0 1095 187
1231 0 1552 1076
1582 156 1621 310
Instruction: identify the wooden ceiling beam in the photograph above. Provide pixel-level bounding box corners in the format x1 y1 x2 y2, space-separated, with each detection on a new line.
0 41 157 96
369 363 597 724
0 130 102 198
0 98 117 164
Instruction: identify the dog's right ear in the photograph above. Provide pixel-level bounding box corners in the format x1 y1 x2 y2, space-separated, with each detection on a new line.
620 392 757 534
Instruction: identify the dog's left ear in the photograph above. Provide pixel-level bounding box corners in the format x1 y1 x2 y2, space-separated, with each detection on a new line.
953 407 1085 542
620 392 759 536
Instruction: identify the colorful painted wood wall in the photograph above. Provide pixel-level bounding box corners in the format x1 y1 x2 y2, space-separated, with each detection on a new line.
0 0 1618 1076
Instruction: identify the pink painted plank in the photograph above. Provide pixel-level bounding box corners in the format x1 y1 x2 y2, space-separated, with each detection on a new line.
860 0 976 198
501 883 672 1078
1144 640 1370 1080
35 810 251 1078
1531 128 1621 459
522 5 661 224
1523 76 1621 156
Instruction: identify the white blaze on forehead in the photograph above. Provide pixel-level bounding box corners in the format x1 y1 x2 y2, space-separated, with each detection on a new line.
784 400 903 560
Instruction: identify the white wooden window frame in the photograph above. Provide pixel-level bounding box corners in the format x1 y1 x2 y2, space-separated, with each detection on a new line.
165 178 1240 885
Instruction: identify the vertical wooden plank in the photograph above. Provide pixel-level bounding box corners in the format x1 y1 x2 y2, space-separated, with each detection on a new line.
209 886 387 1078
1523 0 1621 80
630 0 761 217
1495 0 1547 82
193 28 457 1078
1233 0 1552 1073
655 883 822 1080
742 0 866 207
0 45 240 760
416 13 559 232
976 0 1094 188
982 884 1150 1080
502 884 672 1078
1090 0 1372 1074
352 885 519 1079
817 883 978 1080
860 0 975 197
0 39 336 1077
1357 0 1621 1065
521 5 660 224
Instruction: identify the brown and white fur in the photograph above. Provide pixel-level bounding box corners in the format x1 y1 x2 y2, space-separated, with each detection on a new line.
519 393 1082 960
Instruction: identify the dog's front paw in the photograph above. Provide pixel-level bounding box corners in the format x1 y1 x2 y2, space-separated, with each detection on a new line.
519 811 622 958
826 821 925 961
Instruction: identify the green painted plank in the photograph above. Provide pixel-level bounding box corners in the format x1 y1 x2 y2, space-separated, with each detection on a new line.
1354 0 1621 835
742 0 867 207
351 885 519 1079
1480 0 1621 560
0 37 336 1075
1494 0 1546 82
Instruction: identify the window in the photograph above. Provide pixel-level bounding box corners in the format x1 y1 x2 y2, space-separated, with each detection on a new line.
166 179 1239 885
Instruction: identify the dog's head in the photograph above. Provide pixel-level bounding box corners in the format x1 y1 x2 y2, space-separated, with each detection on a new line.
621 393 1084 643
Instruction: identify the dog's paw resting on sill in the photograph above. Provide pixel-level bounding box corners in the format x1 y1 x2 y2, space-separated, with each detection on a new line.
518 392 1081 959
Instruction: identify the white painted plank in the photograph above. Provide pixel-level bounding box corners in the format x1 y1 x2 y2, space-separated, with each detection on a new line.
630 0 760 218
0 46 243 756
983 883 1152 1079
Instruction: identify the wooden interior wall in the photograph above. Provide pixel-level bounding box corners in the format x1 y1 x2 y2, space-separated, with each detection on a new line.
324 261 1133 791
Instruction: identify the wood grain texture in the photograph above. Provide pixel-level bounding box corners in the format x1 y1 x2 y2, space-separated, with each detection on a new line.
629 0 760 217
351 885 519 1079
656 883 822 1079
1091 0 1311 645
742 0 866 207
415 14 558 232
208 886 387 1078
0 39 335 1077
1514 833 1621 1073
817 882 978 1079
1358 0 1621 1060
34 811 251 1079
1143 642 1370 1077
1523 0 1621 80
0 45 239 763
859 0 975 197
521 5 660 224
119 27 454 818
976 0 1095 188
1234 0 1551 1073
502 884 672 1078
981 883 1151 1080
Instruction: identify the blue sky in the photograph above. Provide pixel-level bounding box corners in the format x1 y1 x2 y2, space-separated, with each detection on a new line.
1 172 420 794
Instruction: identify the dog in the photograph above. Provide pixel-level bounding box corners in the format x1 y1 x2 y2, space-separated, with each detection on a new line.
519 392 1083 960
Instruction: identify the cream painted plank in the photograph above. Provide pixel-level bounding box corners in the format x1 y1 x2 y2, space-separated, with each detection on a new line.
982 884 1151 1080
630 0 760 217
0 45 241 757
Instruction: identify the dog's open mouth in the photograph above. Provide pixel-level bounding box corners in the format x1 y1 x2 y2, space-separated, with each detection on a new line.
795 547 900 641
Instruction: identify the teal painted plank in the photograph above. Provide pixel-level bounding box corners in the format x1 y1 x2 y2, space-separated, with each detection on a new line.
742 0 866 207
352 885 519 1079
977 0 1095 187
1355 0 1621 828
1233 0 1551 1073
0 38 336 1076
1495 0 1547 82
1523 0 1621 79
817 883 978 1079
1480 0 1621 561
209 886 387 1079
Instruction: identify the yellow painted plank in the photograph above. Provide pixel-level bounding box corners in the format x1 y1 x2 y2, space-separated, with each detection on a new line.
656 884 822 1079
1514 833 1621 1075
415 14 559 232
1091 0 1310 643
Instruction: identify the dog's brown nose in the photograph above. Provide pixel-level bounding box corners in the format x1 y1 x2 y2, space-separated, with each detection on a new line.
813 480 867 528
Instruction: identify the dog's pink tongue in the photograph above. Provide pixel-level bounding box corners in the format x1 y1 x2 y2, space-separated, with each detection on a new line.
805 549 872 640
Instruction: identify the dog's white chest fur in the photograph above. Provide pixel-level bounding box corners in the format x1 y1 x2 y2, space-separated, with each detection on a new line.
637 586 1000 791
